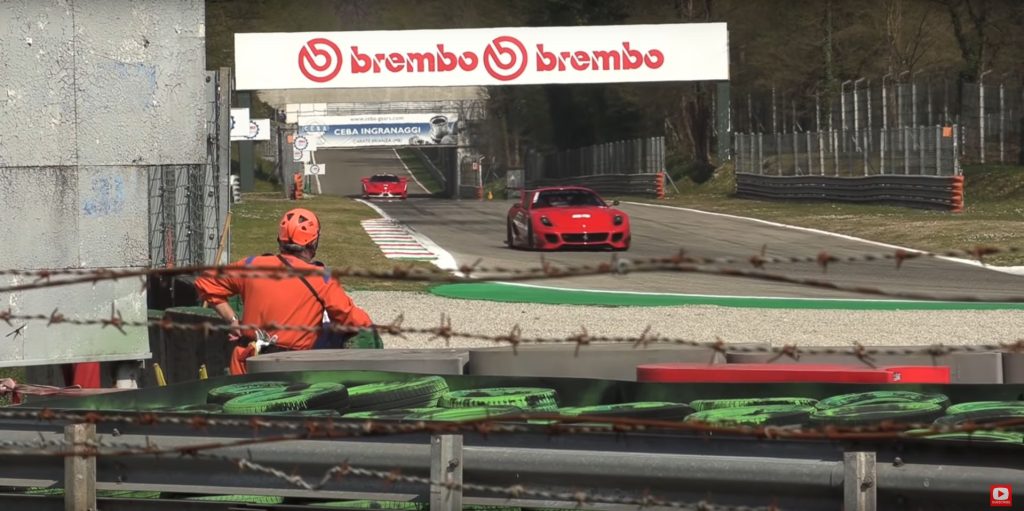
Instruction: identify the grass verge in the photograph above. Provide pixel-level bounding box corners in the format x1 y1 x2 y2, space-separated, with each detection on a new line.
230 191 435 292
394 148 443 194
637 163 1024 266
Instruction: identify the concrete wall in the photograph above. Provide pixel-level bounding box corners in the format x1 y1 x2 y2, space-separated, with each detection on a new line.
0 0 207 368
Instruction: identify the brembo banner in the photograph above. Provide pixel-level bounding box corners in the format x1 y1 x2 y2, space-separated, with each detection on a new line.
233 23 728 90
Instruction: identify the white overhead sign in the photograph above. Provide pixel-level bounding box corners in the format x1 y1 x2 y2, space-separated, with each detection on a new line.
230 118 271 141
229 108 250 138
234 23 729 90
304 163 325 176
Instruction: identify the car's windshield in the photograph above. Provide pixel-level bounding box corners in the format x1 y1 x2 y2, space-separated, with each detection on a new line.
370 175 401 182
532 190 604 208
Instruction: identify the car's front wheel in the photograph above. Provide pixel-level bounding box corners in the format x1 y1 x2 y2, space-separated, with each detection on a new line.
506 220 515 248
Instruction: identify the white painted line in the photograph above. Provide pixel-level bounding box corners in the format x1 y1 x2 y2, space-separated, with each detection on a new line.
393 148 430 194
491 281 958 303
622 201 1024 276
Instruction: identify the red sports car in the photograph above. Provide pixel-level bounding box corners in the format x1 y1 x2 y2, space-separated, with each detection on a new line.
361 173 408 199
506 186 630 251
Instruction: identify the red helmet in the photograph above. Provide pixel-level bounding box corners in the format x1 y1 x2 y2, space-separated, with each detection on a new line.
278 208 320 246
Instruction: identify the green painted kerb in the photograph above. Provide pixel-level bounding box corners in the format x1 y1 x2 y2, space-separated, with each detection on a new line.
429 282 1024 310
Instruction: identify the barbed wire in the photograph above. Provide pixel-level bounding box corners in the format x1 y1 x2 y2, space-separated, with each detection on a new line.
0 407 1021 445
1 245 1022 301
1 308 1023 362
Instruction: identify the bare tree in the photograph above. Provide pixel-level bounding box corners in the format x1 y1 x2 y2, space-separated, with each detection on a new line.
885 0 933 75
932 0 994 81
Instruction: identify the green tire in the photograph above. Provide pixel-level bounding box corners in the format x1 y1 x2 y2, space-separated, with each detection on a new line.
903 428 1024 444
810 402 945 427
206 381 292 404
184 494 286 504
312 500 426 509
404 406 525 422
815 391 949 410
945 401 1024 415
342 408 445 421
933 408 1024 428
685 405 816 427
691 397 818 412
554 402 694 420
347 376 450 412
222 382 349 415
439 387 558 411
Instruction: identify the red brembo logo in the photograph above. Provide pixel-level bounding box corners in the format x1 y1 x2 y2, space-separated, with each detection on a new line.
298 36 663 82
298 38 343 82
484 36 529 81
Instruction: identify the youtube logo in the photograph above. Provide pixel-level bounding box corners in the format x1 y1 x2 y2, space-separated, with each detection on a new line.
991 485 1012 507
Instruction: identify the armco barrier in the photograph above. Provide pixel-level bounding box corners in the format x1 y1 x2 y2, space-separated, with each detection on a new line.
735 173 965 210
528 173 661 197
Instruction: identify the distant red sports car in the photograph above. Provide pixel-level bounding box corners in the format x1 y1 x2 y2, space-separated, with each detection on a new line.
361 173 408 199
506 186 630 251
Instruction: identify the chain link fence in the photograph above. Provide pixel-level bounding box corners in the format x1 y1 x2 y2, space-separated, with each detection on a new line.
735 126 960 177
734 77 1024 166
146 69 229 268
524 137 665 182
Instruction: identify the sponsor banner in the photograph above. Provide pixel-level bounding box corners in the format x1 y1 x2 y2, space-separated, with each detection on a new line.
231 118 271 141
298 113 459 148
234 23 728 90
229 108 250 138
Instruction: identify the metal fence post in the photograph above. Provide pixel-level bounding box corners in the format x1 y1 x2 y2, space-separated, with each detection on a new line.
832 129 839 176
935 125 941 176
980 72 990 163
818 129 825 175
919 126 926 175
953 124 961 175
806 130 813 175
844 451 877 511
999 83 1005 163
757 132 764 175
430 434 463 511
792 130 799 175
904 126 910 175
65 423 96 511
863 129 869 176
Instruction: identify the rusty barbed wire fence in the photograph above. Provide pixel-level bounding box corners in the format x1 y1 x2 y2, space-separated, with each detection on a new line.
2 309 1024 363
2 244 1024 508
0 246 1023 302
0 407 1021 445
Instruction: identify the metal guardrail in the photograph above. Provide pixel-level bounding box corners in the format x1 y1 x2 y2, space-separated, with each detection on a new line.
0 421 1020 511
528 173 664 198
734 173 965 211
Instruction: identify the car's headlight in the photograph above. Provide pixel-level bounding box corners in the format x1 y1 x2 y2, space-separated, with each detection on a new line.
613 215 623 225
540 216 552 226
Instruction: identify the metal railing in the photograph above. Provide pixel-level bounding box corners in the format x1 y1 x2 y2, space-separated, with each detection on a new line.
734 76 1023 165
525 136 666 182
734 126 961 177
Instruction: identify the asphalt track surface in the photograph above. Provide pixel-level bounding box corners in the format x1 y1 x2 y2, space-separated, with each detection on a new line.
319 148 1024 300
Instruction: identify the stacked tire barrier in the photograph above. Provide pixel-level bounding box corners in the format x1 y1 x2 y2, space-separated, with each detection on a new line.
735 173 966 211
528 173 662 198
